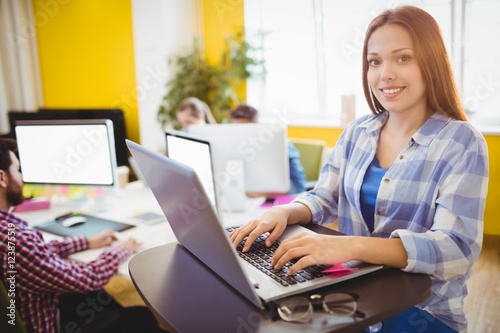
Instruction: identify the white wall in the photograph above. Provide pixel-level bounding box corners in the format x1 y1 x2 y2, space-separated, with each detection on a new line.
131 0 200 153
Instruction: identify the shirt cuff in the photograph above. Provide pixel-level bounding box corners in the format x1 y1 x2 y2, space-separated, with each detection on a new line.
102 245 130 263
292 197 323 225
390 229 414 271
75 236 89 251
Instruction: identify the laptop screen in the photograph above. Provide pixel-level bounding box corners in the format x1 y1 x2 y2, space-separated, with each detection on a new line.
165 131 219 215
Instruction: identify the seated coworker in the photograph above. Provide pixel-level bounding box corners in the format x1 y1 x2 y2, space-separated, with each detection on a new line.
230 103 307 194
176 97 216 130
0 138 165 333
230 6 488 333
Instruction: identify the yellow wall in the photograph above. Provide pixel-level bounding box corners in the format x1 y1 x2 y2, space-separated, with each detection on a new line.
203 0 246 100
288 126 343 147
483 136 500 235
32 0 139 143
203 0 244 64
33 0 246 142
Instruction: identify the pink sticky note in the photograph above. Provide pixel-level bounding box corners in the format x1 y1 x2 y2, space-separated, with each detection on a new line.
325 270 353 278
260 194 299 208
322 263 359 274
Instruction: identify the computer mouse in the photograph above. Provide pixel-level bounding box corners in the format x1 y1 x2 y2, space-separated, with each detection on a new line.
62 216 87 227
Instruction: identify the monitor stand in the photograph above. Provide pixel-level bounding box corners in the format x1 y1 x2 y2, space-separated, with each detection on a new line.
218 160 265 213
86 184 121 212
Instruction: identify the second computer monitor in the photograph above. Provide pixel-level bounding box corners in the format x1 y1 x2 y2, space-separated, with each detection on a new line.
188 123 290 193
165 130 220 217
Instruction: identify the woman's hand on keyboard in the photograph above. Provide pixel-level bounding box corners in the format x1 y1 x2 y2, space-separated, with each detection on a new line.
271 233 354 275
229 206 288 252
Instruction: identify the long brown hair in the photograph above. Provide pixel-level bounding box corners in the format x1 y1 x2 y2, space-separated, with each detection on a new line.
362 5 466 121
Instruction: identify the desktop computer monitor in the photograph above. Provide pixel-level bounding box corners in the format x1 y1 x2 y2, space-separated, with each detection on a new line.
165 130 221 217
13 119 135 238
8 109 129 167
14 119 118 189
187 123 290 194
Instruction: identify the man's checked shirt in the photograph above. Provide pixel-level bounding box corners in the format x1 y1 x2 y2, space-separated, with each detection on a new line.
0 210 129 332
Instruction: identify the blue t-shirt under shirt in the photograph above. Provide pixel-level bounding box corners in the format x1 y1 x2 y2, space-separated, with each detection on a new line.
360 156 388 232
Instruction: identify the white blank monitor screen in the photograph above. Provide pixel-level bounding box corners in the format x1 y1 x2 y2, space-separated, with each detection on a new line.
165 130 219 215
14 119 117 186
188 123 290 193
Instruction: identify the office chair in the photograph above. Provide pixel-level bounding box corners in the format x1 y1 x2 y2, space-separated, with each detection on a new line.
1 280 27 333
59 290 122 333
290 138 327 190
1 279 121 333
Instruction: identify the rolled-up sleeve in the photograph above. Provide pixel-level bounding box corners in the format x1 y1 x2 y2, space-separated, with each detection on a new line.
391 132 488 280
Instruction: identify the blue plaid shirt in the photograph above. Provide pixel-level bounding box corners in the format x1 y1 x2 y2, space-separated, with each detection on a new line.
296 111 489 332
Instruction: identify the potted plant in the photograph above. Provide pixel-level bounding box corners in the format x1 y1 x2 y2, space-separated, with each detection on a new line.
157 30 266 130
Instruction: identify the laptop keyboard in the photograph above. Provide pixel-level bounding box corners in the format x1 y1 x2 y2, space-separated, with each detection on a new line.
226 226 328 287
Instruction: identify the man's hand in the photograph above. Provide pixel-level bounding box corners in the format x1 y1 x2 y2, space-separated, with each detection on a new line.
87 230 118 249
119 238 142 254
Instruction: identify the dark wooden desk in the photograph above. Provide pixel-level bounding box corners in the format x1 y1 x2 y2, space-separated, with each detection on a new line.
129 227 431 333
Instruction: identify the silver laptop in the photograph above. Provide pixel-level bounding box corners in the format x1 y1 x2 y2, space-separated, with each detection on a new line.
126 139 383 308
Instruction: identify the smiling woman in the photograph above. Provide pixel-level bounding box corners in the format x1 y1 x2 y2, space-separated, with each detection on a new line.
230 5 488 333
362 5 465 124
361 5 469 173
366 24 429 121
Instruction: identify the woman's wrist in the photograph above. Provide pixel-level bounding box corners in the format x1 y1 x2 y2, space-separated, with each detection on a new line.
346 236 408 268
283 202 313 225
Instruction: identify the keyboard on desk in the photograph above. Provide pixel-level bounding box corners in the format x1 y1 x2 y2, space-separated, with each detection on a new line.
226 226 328 287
